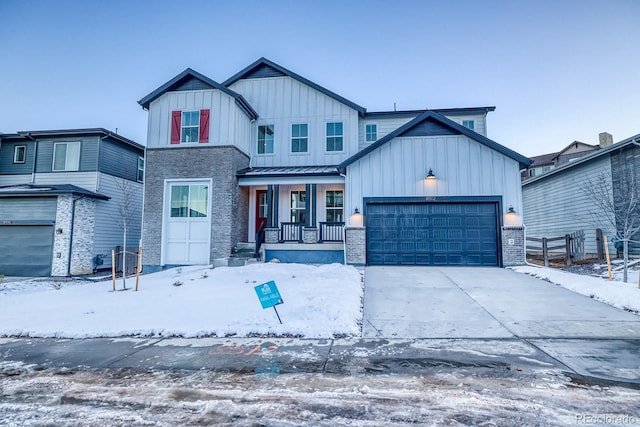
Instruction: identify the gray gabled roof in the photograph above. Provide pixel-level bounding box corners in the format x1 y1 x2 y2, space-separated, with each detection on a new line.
523 132 640 186
339 110 532 170
138 68 258 120
0 184 110 200
13 128 144 152
223 57 367 117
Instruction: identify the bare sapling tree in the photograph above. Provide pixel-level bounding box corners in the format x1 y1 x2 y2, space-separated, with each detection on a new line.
114 177 135 290
581 167 640 282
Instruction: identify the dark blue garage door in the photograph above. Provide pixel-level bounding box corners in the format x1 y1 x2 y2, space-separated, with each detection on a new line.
366 202 499 266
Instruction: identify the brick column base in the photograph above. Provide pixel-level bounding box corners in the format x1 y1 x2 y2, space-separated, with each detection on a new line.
502 226 525 266
345 227 366 265
303 227 318 244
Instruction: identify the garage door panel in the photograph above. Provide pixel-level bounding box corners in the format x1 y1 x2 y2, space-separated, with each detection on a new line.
0 225 53 276
366 202 499 266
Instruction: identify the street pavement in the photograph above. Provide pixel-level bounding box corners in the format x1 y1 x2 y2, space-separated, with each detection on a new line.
1 266 639 388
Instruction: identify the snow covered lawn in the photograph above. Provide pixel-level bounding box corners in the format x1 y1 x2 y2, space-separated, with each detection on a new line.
512 265 640 313
0 264 364 339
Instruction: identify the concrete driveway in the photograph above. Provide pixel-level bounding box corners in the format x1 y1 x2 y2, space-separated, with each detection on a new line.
362 266 640 339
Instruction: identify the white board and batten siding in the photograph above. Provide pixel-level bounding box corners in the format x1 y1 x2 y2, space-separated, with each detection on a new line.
229 76 360 167
147 90 253 155
358 117 415 150
522 156 614 255
93 173 144 268
346 135 522 221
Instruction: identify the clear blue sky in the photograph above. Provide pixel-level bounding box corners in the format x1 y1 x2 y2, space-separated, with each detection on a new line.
1 0 638 156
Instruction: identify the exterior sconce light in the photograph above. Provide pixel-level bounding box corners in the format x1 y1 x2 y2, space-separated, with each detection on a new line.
56 228 63 234
507 206 516 215
350 207 363 227
426 168 435 180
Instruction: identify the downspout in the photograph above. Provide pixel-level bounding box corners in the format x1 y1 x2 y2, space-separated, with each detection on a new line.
22 133 38 183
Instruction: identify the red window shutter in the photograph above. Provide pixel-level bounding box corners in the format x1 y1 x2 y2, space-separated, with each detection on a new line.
171 111 181 144
199 109 210 143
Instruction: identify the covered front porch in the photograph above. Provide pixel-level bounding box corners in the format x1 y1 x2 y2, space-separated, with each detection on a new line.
237 166 347 263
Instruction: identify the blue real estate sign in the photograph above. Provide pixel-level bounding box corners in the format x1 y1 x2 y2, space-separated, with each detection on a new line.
254 280 283 309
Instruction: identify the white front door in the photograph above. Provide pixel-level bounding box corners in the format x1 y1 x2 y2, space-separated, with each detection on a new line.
164 180 211 265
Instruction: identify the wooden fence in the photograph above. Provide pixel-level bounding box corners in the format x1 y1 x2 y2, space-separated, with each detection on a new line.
526 230 585 267
115 246 140 276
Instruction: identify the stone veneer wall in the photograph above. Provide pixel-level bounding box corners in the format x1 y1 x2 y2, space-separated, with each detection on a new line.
142 146 249 270
51 195 97 276
501 226 525 266
345 227 366 265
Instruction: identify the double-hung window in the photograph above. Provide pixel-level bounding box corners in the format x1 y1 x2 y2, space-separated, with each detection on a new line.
52 141 81 171
13 145 26 164
170 184 208 218
290 191 306 223
291 124 308 153
170 109 210 144
365 124 377 143
326 122 343 151
258 125 274 154
325 190 344 222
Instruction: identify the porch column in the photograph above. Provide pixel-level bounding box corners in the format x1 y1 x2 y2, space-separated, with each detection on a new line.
265 184 280 244
303 183 318 244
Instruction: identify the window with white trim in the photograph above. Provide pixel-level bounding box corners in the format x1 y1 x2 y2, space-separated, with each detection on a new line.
181 111 200 143
137 157 144 183
13 145 26 164
258 124 274 154
170 184 208 218
291 123 308 153
326 122 343 151
52 141 81 171
325 190 343 222
290 190 306 223
365 124 377 142
462 120 475 131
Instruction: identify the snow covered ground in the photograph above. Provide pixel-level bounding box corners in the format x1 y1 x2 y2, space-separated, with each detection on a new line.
512 264 640 313
1 362 639 426
0 264 364 339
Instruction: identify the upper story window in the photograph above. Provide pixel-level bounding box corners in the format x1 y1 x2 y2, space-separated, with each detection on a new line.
13 145 26 164
181 111 200 143
326 122 343 152
52 141 81 172
170 109 210 144
137 157 144 183
291 124 308 153
325 190 344 222
462 120 475 131
258 125 275 154
365 124 377 143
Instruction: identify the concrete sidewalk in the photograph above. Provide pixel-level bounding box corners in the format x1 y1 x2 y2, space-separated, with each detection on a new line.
1 336 639 388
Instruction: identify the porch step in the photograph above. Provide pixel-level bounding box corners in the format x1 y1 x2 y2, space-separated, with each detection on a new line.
228 243 259 267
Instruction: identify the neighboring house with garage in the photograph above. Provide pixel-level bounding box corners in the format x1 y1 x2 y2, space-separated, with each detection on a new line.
0 129 144 276
138 57 531 272
523 132 640 257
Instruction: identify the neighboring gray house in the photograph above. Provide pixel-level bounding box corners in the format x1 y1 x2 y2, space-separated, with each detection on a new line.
0 129 145 276
522 132 640 256
520 133 611 180
138 58 531 272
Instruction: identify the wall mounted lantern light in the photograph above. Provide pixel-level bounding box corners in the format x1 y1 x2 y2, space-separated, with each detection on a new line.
426 168 435 180
507 206 516 214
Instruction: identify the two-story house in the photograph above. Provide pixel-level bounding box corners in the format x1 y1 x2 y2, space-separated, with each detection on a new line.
138 58 531 272
0 129 144 276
